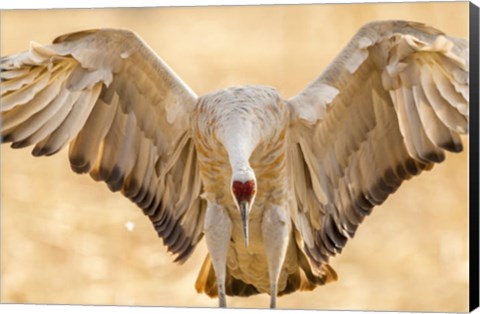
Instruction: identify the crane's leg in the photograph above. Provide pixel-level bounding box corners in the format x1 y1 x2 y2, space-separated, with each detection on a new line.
262 206 290 309
204 203 232 308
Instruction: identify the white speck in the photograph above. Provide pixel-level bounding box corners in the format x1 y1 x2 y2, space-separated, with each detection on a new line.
125 221 135 232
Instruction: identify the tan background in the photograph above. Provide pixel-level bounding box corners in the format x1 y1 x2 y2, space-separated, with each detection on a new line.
0 2 470 312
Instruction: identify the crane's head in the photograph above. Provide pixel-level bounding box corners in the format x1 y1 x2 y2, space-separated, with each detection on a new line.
231 169 256 248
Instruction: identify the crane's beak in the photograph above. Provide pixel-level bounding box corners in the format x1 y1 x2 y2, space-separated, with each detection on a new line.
240 201 249 248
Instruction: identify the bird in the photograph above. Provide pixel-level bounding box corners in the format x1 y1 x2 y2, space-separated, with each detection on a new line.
0 20 469 308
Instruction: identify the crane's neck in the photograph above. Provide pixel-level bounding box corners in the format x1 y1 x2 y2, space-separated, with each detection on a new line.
220 120 259 178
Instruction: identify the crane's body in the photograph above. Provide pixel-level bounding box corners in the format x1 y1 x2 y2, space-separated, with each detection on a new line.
193 86 293 306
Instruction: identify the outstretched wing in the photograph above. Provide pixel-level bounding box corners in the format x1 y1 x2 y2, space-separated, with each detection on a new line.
287 21 468 268
1 29 205 263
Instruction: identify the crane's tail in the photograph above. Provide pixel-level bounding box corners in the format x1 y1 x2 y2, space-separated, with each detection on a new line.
194 251 337 298
194 254 218 297
292 246 338 294
194 254 260 297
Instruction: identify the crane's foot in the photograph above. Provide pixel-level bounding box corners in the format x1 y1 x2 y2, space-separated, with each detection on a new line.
219 296 226 308
218 285 227 308
270 297 276 309
270 283 277 309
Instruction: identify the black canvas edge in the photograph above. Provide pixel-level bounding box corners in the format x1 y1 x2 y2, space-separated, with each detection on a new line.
470 1 480 313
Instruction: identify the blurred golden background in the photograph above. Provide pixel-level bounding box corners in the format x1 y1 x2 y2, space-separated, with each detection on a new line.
0 2 469 312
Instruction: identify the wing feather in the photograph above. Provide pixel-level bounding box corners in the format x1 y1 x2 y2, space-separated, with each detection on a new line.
2 73 67 141
2 68 52 111
1 28 205 263
28 91 82 153
420 65 467 133
1 67 45 93
68 98 118 173
32 85 101 156
288 21 468 267
1 67 30 80
431 65 468 116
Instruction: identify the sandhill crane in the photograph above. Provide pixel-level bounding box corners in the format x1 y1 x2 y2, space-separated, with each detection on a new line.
0 20 469 308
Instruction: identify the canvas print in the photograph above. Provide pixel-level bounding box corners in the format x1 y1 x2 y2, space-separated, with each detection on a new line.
0 2 471 312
